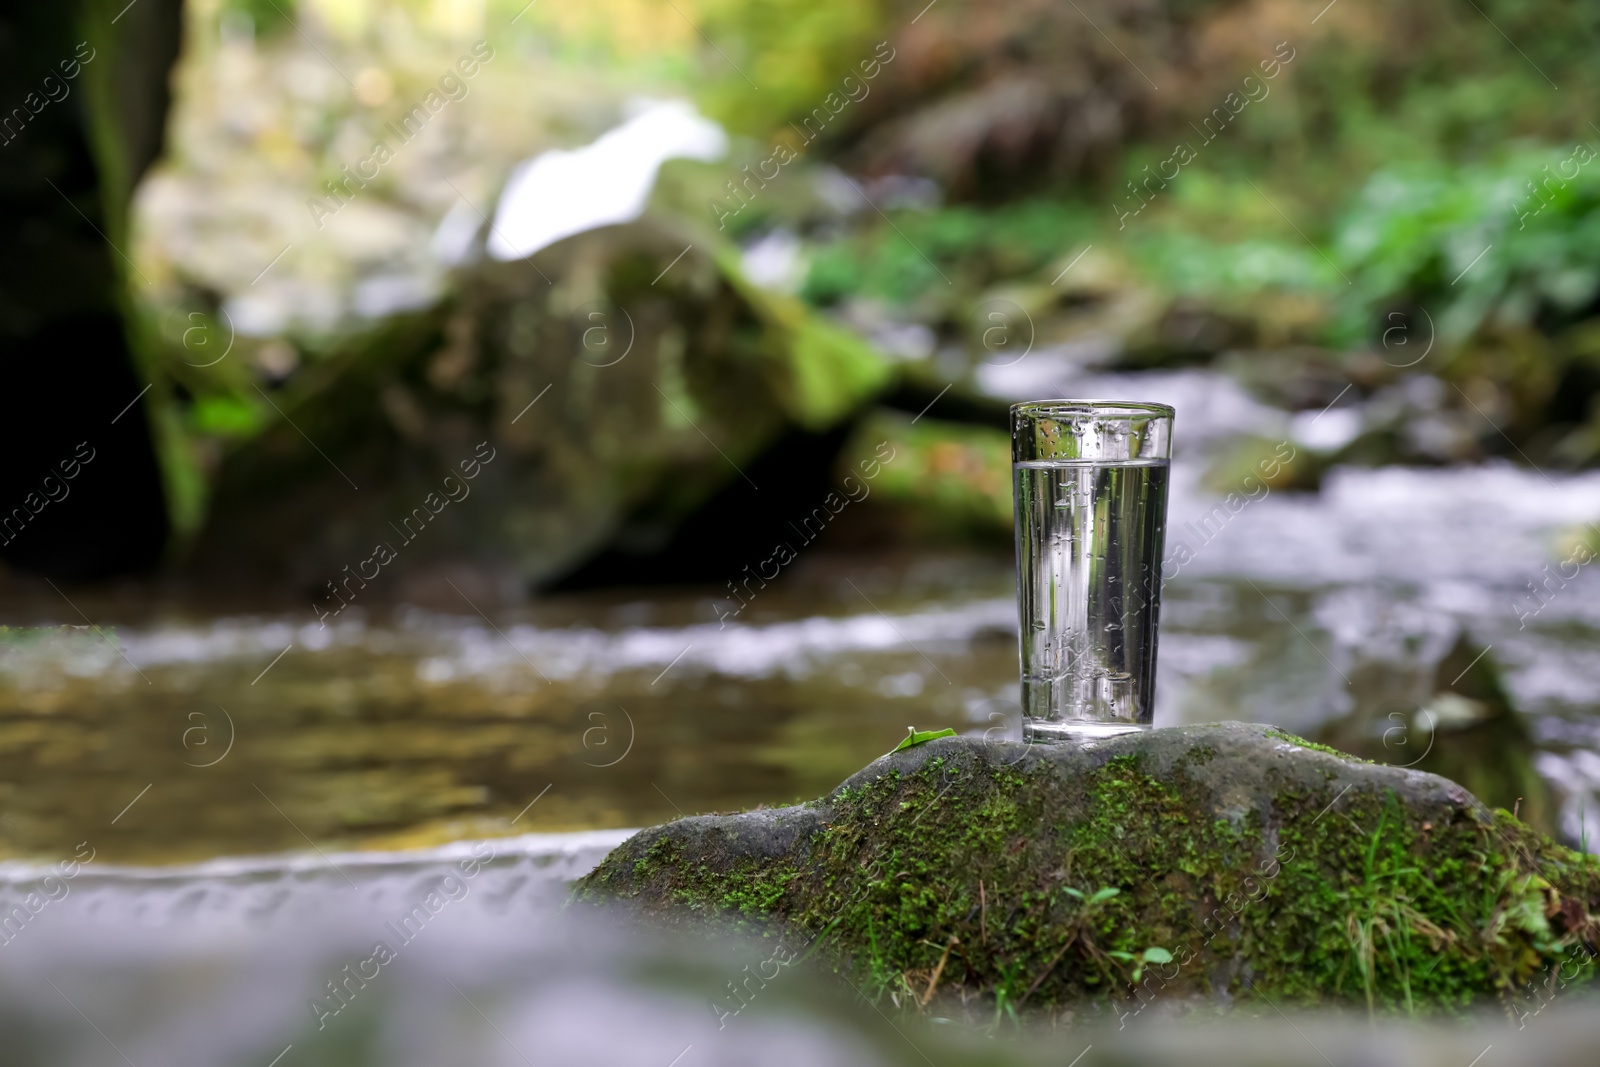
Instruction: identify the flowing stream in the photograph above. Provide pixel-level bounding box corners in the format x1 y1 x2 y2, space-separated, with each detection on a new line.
3 368 1599 1060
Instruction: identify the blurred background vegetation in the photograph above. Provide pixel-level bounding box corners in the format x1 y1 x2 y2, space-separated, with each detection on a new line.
9 0 1600 588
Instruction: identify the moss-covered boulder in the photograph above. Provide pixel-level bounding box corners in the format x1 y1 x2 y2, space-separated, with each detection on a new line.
180 222 896 595
576 722 1600 1018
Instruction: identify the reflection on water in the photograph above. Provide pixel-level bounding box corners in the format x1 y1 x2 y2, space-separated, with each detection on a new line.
0 561 1018 864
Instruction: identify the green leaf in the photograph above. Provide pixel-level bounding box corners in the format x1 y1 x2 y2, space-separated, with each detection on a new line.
191 394 264 437
1089 887 1121 904
1142 947 1173 964
892 727 957 753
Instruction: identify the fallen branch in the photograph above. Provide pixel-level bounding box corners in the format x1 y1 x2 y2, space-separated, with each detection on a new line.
1021 932 1078 1004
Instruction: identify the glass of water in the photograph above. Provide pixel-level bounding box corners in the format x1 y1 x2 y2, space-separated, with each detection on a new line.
1013 400 1173 741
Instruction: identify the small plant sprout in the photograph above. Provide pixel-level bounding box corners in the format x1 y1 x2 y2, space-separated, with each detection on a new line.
1107 946 1174 984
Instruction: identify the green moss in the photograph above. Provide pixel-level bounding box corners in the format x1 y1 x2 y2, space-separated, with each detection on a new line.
1266 728 1370 762
0 625 109 646
578 737 1600 1022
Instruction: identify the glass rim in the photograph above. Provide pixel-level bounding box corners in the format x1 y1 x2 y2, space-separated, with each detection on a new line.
1011 399 1174 420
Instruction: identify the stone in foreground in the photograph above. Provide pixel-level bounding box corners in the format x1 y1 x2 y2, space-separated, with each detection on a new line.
576 722 1600 1015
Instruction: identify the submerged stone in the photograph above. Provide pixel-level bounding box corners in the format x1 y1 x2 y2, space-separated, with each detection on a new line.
576 721 1600 1016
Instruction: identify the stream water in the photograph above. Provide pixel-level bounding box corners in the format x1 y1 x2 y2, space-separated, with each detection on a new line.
3 368 1599 1061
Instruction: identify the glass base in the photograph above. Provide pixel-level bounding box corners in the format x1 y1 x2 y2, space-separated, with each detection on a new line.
1023 719 1151 743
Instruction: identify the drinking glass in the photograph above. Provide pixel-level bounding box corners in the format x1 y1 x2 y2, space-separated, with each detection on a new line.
1013 400 1173 740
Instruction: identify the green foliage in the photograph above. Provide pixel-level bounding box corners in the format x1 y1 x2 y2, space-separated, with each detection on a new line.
1108 945 1174 985
219 0 295 37
766 0 1600 406
892 727 957 753
190 394 266 437
1131 230 1335 299
801 200 1094 308
1281 1 1600 177
1329 152 1600 348
1061 886 1121 905
693 0 889 136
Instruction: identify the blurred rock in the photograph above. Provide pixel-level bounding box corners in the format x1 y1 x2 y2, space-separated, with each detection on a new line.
1218 347 1362 413
844 1 1171 197
182 221 896 598
836 410 1012 546
1319 634 1556 836
1201 434 1319 495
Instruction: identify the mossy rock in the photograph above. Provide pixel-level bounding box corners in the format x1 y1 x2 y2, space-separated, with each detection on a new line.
575 722 1600 1018
181 221 896 592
